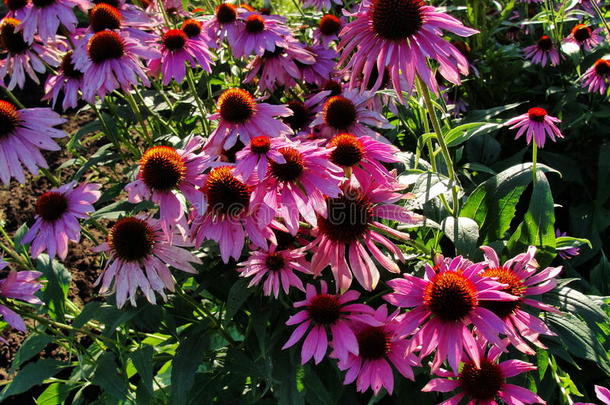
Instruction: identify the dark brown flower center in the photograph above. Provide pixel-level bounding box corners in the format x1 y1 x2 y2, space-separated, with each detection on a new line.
140 146 186 191
0 18 28 54
318 189 372 244
109 217 156 262
370 0 424 41
270 147 304 182
459 359 505 401
537 35 553 51
204 166 251 217
424 271 478 322
284 100 311 131
357 326 391 360
573 24 592 42
250 136 271 154
307 293 341 324
32 0 54 8
4 0 27 11
245 14 265 33
265 252 285 271
163 29 187 51
594 59 610 76
88 31 125 63
0 100 21 138
324 96 357 130
60 51 83 79
181 19 202 38
329 133 364 167
319 14 341 36
480 267 524 319
35 191 68 222
218 88 257 124
216 3 237 24
527 107 547 122
323 80 342 96
89 4 122 32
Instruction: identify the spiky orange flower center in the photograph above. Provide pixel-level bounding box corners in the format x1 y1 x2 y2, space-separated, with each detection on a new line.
318 189 373 244
218 88 257 124
423 271 478 321
0 18 28 54
323 96 357 130
109 217 156 262
270 147 305 182
89 3 122 32
329 133 364 167
163 29 188 51
527 107 547 122
36 192 68 222
459 358 505 401
319 14 341 35
204 166 251 217
88 31 125 63
215 3 237 24
0 100 21 138
250 135 271 154
480 267 525 319
139 146 186 191
357 326 391 359
245 14 265 33
370 0 424 41
181 19 202 38
307 294 341 324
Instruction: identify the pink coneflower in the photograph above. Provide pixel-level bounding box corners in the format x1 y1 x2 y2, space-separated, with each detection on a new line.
180 18 214 47
338 0 478 98
479 245 561 355
301 0 340 11
43 51 84 110
237 245 310 298
555 229 581 259
422 343 545 405
327 133 399 183
205 88 292 154
284 92 330 136
252 140 343 234
308 170 422 291
231 12 291 57
72 29 160 102
581 58 610 95
310 88 392 140
4 0 29 20
244 39 315 92
0 18 60 90
564 24 603 52
94 216 201 308
85 3 156 44
148 28 213 85
203 3 244 46
0 261 43 334
20 0 91 42
300 44 337 88
313 14 342 46
577 0 601 15
125 138 208 239
523 35 561 67
574 386 610 405
383 255 518 372
334 305 419 395
100 0 154 26
0 100 66 185
191 166 275 263
233 135 288 181
22 182 100 260
505 107 563 147
282 281 380 364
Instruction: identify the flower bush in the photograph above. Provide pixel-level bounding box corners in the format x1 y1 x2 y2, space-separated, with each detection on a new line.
0 0 608 403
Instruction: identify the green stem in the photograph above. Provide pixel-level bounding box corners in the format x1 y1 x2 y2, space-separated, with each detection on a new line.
590 0 610 39
123 90 153 145
186 68 210 135
2 87 25 109
532 139 538 185
417 76 460 215
39 168 61 187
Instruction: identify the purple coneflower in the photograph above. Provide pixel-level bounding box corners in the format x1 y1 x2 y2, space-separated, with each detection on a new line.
3 0 29 20
125 137 208 239
338 0 478 97
203 3 244 46
523 35 560 67
308 170 422 291
20 0 91 42
23 182 100 260
282 281 380 364
383 255 518 372
0 261 43 334
564 24 603 52
300 44 337 88
313 14 342 46
505 107 563 147
555 229 582 259
237 245 310 298
231 12 290 57
301 0 340 11
233 135 287 181
582 58 610 95
0 100 66 185
43 51 85 110
94 216 201 308
334 305 419 395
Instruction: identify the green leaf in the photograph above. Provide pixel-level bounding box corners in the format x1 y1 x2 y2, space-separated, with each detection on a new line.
36 383 75 405
0 359 62 401
92 352 130 400
170 330 210 404
591 254 610 295
130 346 154 397
440 216 480 258
225 278 252 323
10 333 52 373
445 122 502 147
36 255 71 322
544 284 609 327
596 143 610 202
